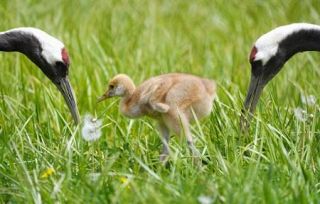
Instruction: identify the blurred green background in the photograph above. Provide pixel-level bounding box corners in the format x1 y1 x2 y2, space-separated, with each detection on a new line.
1 0 320 203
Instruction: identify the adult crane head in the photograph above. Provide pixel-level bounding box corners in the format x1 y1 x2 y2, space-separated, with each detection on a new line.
241 23 320 126
0 27 80 124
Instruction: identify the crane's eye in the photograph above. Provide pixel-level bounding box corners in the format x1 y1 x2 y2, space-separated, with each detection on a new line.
55 61 68 77
55 61 65 67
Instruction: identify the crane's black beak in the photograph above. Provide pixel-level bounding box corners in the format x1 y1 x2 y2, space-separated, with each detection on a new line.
243 75 265 113
55 77 80 124
240 74 266 130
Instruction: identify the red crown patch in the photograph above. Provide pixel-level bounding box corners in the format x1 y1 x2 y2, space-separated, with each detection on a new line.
61 48 70 65
249 46 257 62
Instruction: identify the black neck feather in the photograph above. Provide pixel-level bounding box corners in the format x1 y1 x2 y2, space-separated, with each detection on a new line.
0 31 42 59
279 29 320 61
256 29 320 83
0 30 46 71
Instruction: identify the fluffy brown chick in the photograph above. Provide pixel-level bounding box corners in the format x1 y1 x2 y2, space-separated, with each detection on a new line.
98 73 216 163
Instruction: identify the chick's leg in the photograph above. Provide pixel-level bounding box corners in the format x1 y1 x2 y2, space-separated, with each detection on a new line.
163 110 201 159
157 122 170 163
179 115 201 158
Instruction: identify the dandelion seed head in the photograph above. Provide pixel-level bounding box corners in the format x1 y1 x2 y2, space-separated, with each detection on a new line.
87 172 101 182
300 94 316 106
294 107 308 122
81 114 102 142
197 195 213 204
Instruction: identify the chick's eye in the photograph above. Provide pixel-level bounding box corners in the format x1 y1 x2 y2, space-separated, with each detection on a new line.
109 85 114 89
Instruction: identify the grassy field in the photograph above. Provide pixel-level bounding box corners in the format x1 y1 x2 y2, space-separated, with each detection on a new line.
1 0 320 203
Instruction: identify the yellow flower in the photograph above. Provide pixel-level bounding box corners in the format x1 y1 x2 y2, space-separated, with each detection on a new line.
40 167 55 179
119 176 128 184
119 176 131 189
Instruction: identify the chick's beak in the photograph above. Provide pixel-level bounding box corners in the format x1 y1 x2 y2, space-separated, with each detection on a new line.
55 77 80 124
97 91 110 103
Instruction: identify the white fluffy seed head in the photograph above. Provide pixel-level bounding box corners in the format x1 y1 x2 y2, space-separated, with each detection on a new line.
81 114 102 142
293 107 308 122
197 195 213 204
253 23 320 65
300 94 316 106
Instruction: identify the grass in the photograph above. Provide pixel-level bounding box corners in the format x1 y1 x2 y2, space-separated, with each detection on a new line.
1 0 320 203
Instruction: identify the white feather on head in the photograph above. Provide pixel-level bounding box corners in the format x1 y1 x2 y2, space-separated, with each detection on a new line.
3 27 66 66
253 23 320 65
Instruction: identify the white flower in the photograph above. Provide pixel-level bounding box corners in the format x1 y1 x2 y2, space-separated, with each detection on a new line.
294 107 308 122
300 94 316 106
197 195 213 204
81 114 102 142
87 172 101 182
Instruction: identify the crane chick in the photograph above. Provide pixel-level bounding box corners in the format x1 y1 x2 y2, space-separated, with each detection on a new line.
98 73 216 163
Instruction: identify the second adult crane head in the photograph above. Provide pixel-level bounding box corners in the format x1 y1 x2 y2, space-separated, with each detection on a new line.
242 23 320 125
0 27 80 124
